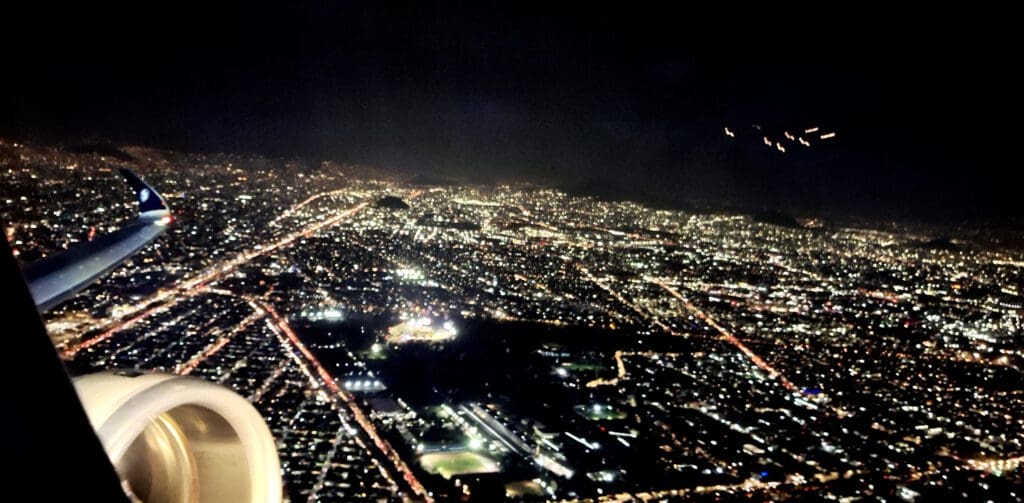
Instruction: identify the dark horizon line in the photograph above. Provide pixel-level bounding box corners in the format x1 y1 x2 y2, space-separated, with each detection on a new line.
3 132 1023 234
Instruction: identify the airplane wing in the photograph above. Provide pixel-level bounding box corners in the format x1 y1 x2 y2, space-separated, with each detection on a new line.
21 169 172 311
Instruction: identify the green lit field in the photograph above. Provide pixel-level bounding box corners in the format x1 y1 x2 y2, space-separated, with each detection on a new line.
562 361 605 372
362 342 388 360
419 451 500 479
575 404 627 421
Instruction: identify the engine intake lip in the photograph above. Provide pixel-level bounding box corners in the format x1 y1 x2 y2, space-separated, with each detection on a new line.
74 371 282 503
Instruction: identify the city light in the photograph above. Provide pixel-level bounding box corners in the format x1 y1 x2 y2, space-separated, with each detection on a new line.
4 138 1020 501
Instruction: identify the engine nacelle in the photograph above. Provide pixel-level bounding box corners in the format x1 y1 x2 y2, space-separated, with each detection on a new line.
73 371 282 503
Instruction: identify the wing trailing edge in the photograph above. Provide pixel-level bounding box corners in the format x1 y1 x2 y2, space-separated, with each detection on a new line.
21 169 171 311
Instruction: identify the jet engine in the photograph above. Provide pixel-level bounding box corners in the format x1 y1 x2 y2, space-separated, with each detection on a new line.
73 371 282 503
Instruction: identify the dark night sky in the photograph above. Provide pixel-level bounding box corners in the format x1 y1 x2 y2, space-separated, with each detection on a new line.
1 2 1019 220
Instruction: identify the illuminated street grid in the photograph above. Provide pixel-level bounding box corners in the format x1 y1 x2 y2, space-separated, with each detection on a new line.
2 138 1023 501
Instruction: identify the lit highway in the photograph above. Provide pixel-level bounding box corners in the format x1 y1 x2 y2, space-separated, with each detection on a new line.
61 198 371 358
259 299 431 501
651 276 800 393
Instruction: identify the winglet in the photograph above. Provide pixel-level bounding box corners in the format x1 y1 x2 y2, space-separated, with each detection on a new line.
119 168 168 213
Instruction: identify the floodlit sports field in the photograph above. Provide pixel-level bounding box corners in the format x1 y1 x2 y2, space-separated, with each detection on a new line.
385 318 457 344
575 403 627 421
419 451 499 479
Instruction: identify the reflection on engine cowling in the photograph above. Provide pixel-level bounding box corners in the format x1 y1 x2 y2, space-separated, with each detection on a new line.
73 371 282 503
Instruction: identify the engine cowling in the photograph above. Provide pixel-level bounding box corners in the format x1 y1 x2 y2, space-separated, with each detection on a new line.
73 371 282 503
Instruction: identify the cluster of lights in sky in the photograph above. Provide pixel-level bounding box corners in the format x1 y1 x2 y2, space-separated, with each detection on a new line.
724 125 837 153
